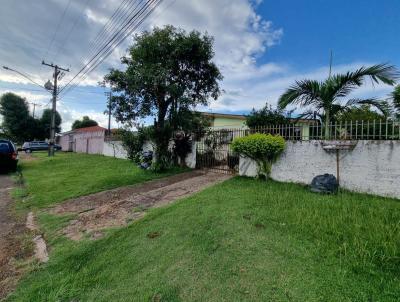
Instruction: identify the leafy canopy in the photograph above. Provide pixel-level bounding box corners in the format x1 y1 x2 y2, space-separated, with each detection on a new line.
0 93 62 142
104 25 222 126
104 25 222 170
41 109 62 135
72 116 98 130
246 103 289 128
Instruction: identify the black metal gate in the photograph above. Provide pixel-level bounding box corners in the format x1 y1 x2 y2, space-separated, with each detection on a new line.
195 129 241 174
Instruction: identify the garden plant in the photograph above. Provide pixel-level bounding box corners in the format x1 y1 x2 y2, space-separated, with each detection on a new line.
231 133 285 179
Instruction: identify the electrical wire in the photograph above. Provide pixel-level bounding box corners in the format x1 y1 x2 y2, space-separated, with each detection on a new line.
43 0 73 60
53 0 92 61
59 0 147 93
59 0 163 97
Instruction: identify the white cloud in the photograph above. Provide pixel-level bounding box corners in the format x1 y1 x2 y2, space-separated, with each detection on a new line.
57 102 119 132
0 0 395 130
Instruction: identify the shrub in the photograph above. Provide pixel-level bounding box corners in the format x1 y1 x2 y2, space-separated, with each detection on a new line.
231 133 285 179
173 131 192 167
118 128 151 164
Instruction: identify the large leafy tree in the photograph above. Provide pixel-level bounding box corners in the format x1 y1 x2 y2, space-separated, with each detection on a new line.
105 25 222 170
0 92 37 142
40 109 62 136
72 116 98 130
278 64 399 138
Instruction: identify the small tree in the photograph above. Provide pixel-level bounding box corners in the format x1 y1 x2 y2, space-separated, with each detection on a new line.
246 103 289 128
231 133 285 180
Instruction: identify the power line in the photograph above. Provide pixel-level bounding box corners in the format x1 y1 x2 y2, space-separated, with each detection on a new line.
56 0 135 88
53 0 92 60
76 0 133 68
43 0 73 61
62 0 176 97
59 0 163 97
59 0 148 94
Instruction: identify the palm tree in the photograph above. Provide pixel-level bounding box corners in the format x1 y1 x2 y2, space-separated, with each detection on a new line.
278 64 399 138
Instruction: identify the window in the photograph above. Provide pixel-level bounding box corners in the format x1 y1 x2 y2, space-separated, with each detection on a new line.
0 143 10 153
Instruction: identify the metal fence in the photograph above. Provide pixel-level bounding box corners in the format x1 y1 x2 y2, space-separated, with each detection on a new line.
194 120 399 174
200 120 400 141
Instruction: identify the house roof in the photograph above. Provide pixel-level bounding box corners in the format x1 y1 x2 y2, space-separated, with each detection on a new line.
200 111 318 125
75 125 107 133
199 112 247 120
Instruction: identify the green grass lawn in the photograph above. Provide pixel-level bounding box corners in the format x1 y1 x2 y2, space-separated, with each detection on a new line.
16 152 185 209
8 174 400 301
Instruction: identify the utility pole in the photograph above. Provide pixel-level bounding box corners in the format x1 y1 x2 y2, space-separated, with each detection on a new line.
29 102 41 118
42 61 69 156
105 91 112 136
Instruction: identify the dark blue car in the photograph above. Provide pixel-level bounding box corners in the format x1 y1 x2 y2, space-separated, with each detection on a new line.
0 139 18 172
21 141 61 153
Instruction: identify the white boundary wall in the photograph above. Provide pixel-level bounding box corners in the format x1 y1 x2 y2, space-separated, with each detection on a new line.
239 140 400 199
103 139 196 168
102 141 128 159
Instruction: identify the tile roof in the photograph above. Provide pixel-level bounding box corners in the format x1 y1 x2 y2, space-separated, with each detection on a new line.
75 125 107 133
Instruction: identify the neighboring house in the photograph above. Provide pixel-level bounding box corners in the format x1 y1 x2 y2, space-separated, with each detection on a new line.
200 112 247 129
58 126 107 154
199 111 317 140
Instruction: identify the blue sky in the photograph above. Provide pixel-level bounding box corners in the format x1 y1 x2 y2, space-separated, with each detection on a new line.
259 0 399 69
0 0 398 131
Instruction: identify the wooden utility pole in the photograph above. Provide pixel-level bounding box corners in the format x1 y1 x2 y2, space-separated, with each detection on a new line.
29 102 41 118
105 91 112 136
42 61 69 156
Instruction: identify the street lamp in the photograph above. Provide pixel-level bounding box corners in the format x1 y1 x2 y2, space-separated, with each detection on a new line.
2 66 51 93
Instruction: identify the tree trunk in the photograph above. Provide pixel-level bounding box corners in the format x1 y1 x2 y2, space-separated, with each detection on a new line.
153 104 171 171
324 109 331 139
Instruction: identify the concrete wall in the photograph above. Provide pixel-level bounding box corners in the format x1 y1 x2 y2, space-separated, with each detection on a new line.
102 141 128 159
74 131 105 154
59 134 73 151
239 140 400 199
142 140 196 168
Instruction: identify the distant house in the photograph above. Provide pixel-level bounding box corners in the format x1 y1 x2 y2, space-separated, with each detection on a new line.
58 126 107 154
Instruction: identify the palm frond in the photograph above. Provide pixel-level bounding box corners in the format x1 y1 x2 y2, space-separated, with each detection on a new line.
278 80 322 109
326 64 399 100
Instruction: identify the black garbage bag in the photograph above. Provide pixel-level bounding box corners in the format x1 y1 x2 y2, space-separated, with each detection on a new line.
310 174 338 194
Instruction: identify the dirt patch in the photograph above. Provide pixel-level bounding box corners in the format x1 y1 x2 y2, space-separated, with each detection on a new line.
26 212 49 263
51 171 232 240
0 175 31 300
18 152 39 162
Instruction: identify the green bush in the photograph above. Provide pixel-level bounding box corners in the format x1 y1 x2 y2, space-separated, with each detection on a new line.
231 133 285 179
118 128 150 164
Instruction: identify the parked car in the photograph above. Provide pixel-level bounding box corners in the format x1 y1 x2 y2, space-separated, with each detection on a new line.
21 141 62 153
0 139 18 172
